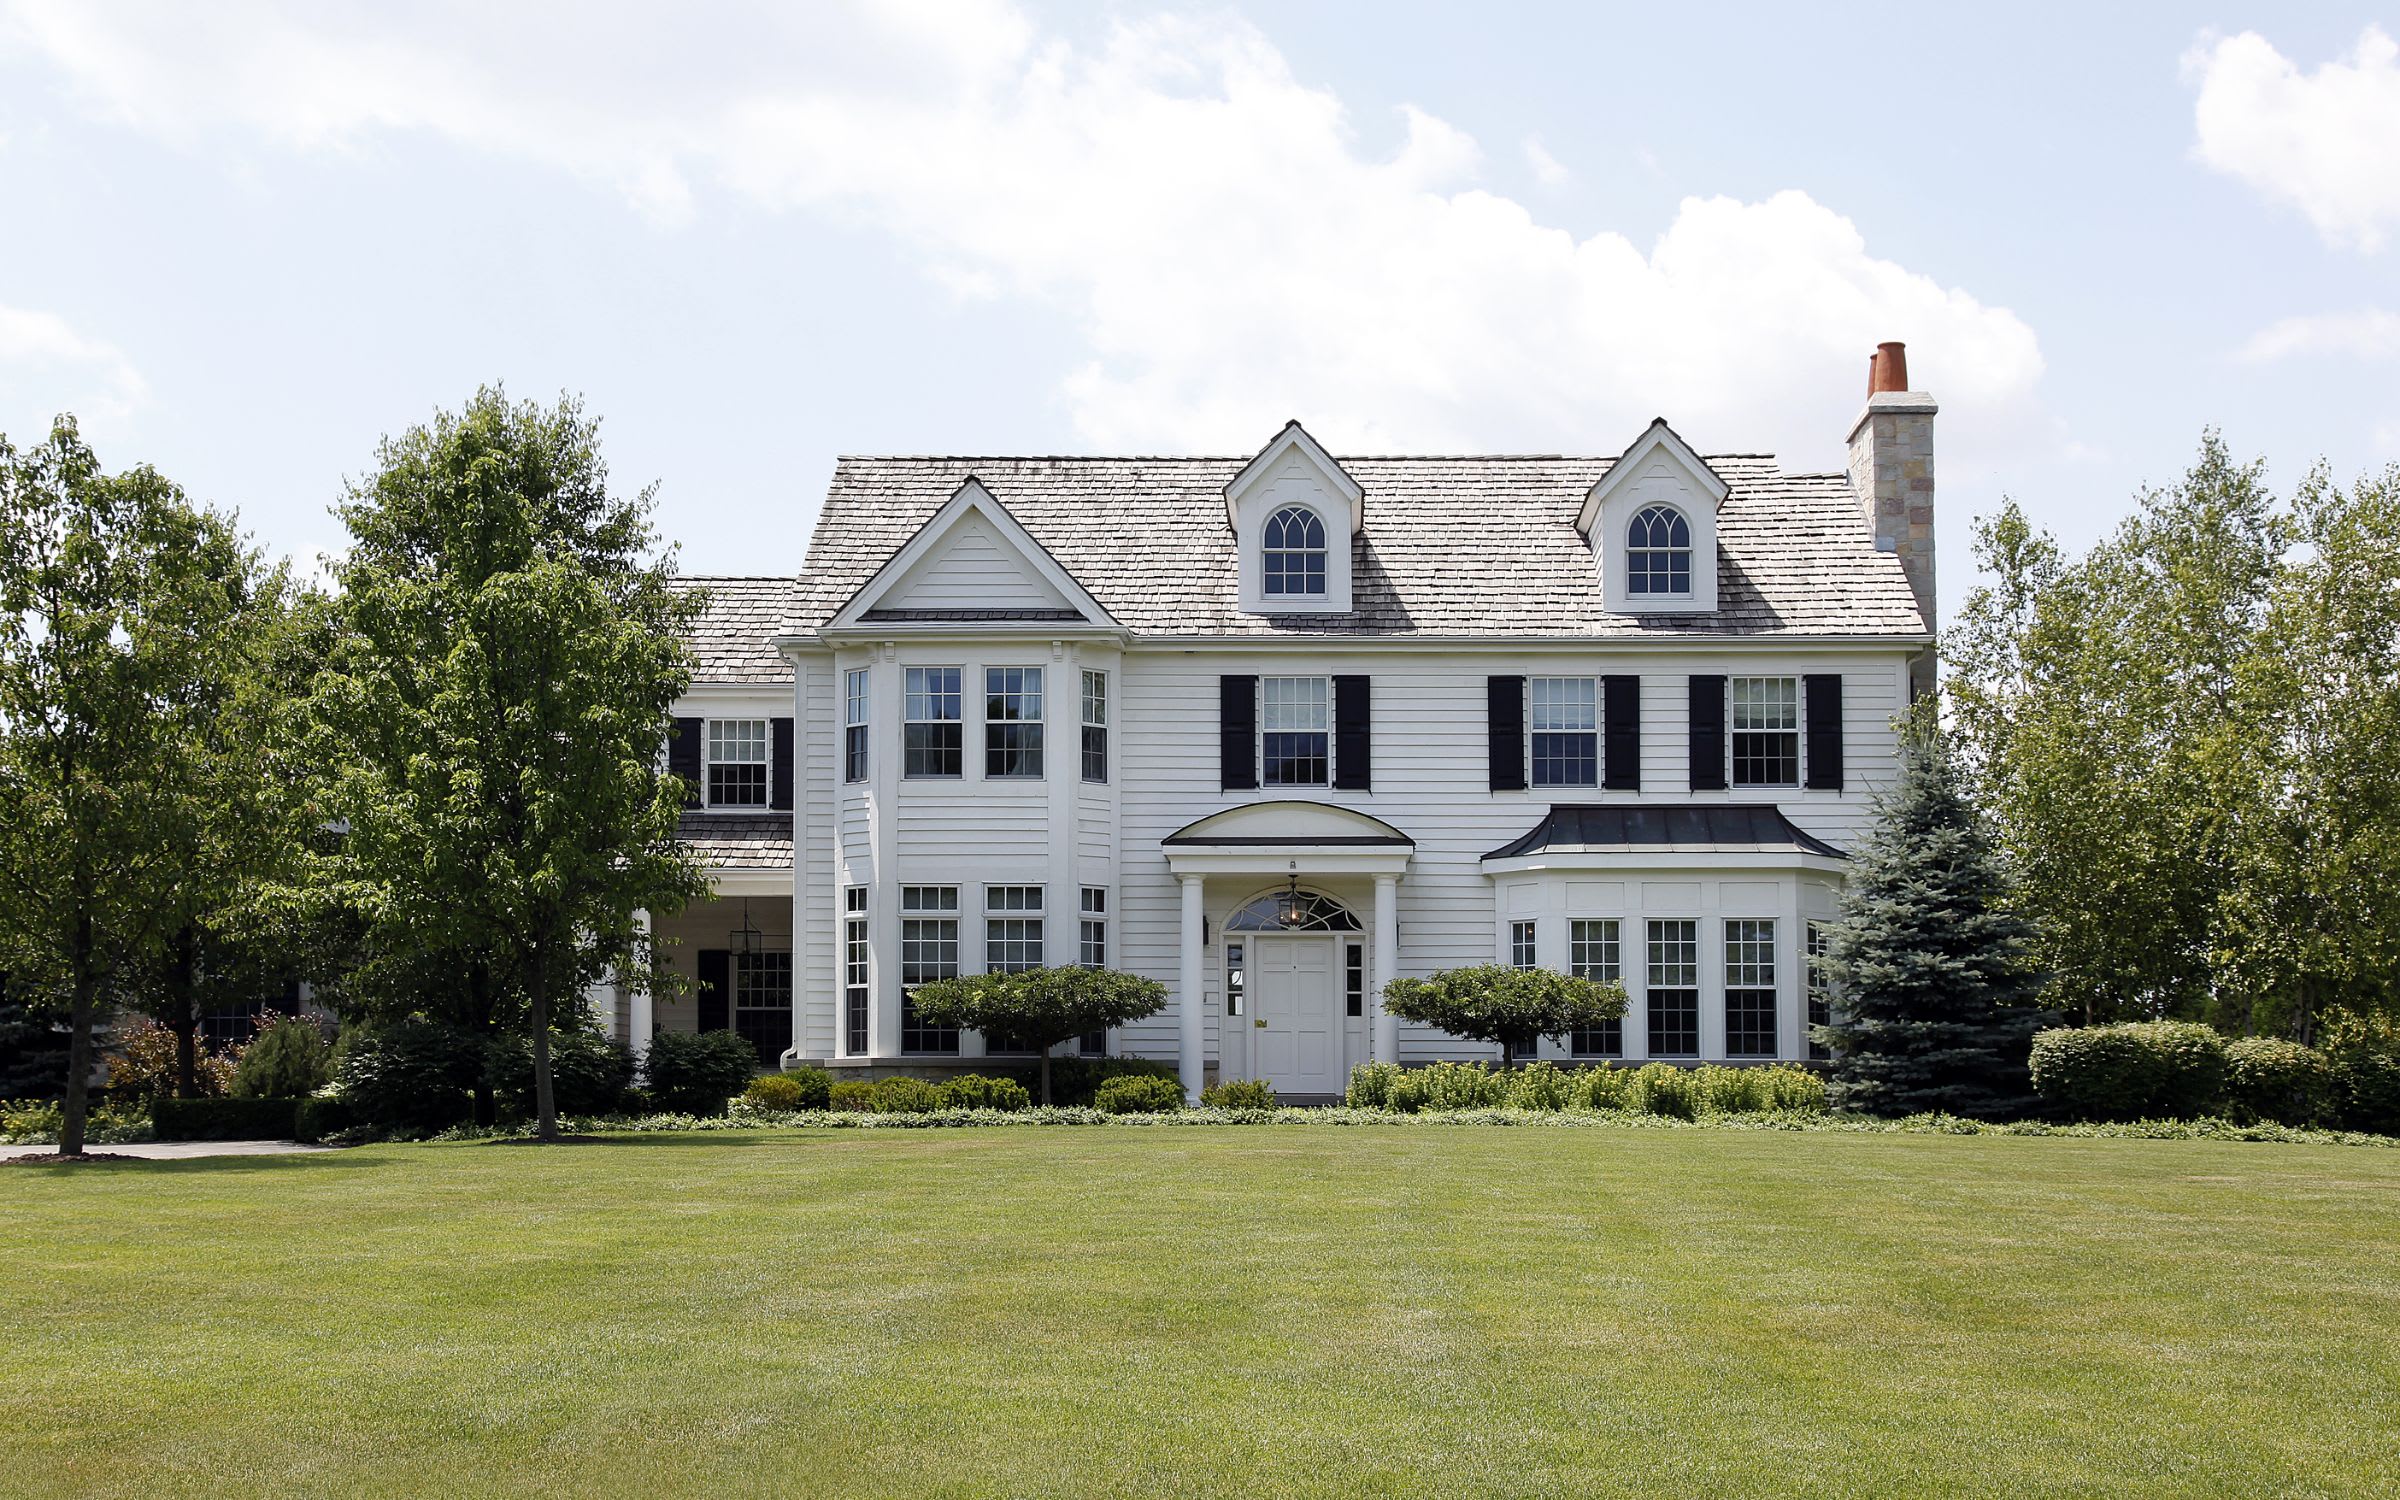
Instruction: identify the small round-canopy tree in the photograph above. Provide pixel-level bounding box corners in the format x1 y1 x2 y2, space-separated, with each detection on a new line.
1380 966 1626 1069
908 967 1167 1104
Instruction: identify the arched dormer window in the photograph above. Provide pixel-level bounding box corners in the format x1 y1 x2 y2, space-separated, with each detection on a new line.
1262 505 1327 597
1627 505 1692 596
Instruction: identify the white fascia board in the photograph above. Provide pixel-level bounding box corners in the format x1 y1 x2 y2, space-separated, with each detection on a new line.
810 622 1132 648
825 477 1120 631
704 871 798 896
1163 847 1415 878
1117 633 1933 653
1222 420 1365 530
1576 419 1732 535
1479 851 1850 877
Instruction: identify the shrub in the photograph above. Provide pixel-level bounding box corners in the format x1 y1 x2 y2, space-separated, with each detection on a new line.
1621 1063 1696 1119
2029 1021 2229 1122
1344 1061 1402 1109
1 1097 151 1145
744 1067 833 1112
1506 1061 1574 1111
1201 1078 1277 1109
1094 1074 1184 1114
866 1076 943 1113
105 1017 235 1099
232 1018 333 1099
1009 1055 1181 1109
642 1029 758 1116
1391 1061 1510 1113
494 1029 638 1116
936 1074 1031 1111
907 967 1170 1104
334 1018 487 1133
827 1080 877 1111
154 1096 299 1141
1571 1066 1630 1111
293 1095 356 1143
2222 1038 2336 1126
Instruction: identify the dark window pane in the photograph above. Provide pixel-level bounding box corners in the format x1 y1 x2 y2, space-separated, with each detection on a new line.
1647 991 1699 1057
1530 731 1597 787
905 722 962 778
1262 731 1328 786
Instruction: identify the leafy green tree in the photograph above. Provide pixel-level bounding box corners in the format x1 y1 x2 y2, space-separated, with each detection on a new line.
229 1017 334 1099
1380 965 1626 1070
1819 715 2049 1118
908 966 1169 1104
0 418 266 1156
0 982 70 1100
311 389 704 1141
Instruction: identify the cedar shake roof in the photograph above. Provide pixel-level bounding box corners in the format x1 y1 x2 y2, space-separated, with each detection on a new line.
672 576 798 683
676 812 794 870
788 454 1928 639
1483 804 1848 862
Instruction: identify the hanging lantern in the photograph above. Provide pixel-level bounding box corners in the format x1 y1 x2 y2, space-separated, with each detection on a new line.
729 898 764 956
1275 870 1307 930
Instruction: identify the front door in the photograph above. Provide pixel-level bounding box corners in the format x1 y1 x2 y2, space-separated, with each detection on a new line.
1251 937 1342 1096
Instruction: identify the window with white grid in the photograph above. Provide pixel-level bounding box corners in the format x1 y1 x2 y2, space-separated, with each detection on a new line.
843 669 869 783
1261 676 1330 787
1807 921 1834 1061
1529 677 1598 788
904 667 963 778
1730 677 1800 787
1724 918 1777 1058
706 718 769 807
984 667 1044 778
843 887 868 1055
1646 918 1698 1057
985 885 1045 974
1569 918 1622 1058
1510 920 1538 969
1081 670 1108 784
899 885 959 1053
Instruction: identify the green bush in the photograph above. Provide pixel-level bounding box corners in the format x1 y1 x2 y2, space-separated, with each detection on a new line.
2029 1021 2229 1122
1621 1062 1696 1119
743 1067 833 1112
827 1080 877 1111
642 1029 758 1116
497 1029 637 1116
106 1016 236 1099
1094 1074 1184 1114
231 1018 333 1100
1344 1061 1402 1109
333 1018 487 1133
154 1096 299 1141
866 1076 943 1113
292 1095 356 1142
2324 1012 2400 1135
936 1074 1031 1111
1506 1061 1575 1111
1003 1055 1181 1108
2222 1038 2336 1126
1201 1078 1277 1109
1570 1066 1630 1111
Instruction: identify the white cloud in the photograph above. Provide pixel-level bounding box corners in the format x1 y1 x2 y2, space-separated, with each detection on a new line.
0 0 2046 468
2240 308 2400 362
2187 26 2400 252
0 303 146 442
1522 134 1570 187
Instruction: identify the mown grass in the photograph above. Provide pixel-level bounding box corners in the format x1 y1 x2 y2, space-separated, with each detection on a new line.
6 1127 2398 1498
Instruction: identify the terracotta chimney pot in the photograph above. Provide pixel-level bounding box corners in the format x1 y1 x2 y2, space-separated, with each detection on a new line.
1867 341 1910 396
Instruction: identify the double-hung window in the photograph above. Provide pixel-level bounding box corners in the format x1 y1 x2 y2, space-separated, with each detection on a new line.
1645 919 1699 1058
1509 920 1539 969
705 718 769 807
904 668 963 778
899 885 960 1054
733 951 794 1067
843 669 869 783
1725 919 1777 1058
1079 887 1108 1053
1529 676 1598 788
985 886 1045 974
1080 670 1108 783
1261 676 1330 787
985 668 1044 778
1730 676 1800 786
1569 918 1622 1058
843 888 869 1055
1806 921 1834 1061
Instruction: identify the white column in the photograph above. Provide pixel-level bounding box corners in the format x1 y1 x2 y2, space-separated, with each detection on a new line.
628 907 654 1061
1178 873 1206 1102
1372 873 1399 1063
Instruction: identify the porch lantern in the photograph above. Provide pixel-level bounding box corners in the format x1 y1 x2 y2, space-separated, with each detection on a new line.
1274 870 1308 930
728 899 764 957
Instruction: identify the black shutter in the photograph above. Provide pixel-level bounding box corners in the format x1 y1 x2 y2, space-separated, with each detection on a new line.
771 717 795 810
1220 676 1258 791
1804 674 1844 791
1487 676 1526 792
1602 674 1641 790
669 716 703 809
1332 675 1371 790
697 950 731 1033
1688 676 1727 791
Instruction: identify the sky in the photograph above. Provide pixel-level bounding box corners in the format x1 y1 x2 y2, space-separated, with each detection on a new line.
0 1 2395 623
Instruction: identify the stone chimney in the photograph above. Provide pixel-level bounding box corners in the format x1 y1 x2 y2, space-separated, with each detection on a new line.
1845 341 1937 631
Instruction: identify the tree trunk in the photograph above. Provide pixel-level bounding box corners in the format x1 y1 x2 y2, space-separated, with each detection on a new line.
59 914 96 1158
529 943 558 1143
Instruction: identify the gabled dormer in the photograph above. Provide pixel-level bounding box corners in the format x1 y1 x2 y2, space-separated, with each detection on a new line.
1225 421 1363 616
824 477 1116 633
1577 418 1728 615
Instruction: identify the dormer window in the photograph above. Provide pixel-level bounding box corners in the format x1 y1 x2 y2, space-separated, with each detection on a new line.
1263 505 1327 598
1627 505 1692 596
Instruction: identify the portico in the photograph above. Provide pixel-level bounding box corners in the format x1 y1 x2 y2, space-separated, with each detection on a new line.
1160 801 1413 1101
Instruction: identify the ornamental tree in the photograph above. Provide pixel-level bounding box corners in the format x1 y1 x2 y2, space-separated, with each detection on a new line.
1380 965 1627 1069
907 966 1168 1104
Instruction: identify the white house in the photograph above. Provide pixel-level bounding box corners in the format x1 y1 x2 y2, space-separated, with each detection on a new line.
606 343 1941 1101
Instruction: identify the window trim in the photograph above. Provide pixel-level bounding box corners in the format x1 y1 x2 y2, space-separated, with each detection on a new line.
1568 917 1623 1058
1729 675 1802 788
703 716 771 809
842 669 870 784
1723 917 1778 1059
1080 669 1108 784
1806 920 1834 1061
1527 675 1599 790
843 887 869 1056
983 666 1046 780
1626 503 1695 599
1259 674 1332 788
1644 916 1701 1059
1261 503 1330 599
899 884 961 1054
903 666 965 780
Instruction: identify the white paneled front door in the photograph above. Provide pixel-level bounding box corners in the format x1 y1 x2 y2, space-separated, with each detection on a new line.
1250 936 1343 1096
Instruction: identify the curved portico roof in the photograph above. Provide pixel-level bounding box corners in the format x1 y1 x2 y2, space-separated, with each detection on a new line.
1163 800 1414 848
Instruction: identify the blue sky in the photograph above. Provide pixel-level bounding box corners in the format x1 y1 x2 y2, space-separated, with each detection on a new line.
1 1 2395 622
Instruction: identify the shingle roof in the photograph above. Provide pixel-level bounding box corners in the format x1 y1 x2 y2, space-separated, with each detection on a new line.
672 576 798 683
1484 804 1848 862
788 454 1926 639
677 812 794 870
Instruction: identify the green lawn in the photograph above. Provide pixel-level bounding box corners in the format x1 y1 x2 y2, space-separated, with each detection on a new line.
7 1128 2399 1498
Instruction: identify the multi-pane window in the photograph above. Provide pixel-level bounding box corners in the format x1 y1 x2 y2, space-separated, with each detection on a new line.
1807 921 1834 1062
985 667 1045 778
1569 918 1622 1058
899 885 960 1054
904 667 963 778
1225 941 1246 1017
1345 941 1366 1018
843 669 869 783
1261 676 1330 786
1529 676 1598 788
1627 505 1692 596
1079 887 1108 1053
843 888 868 1056
1725 919 1777 1058
986 886 1045 973
1263 504 1327 597
733 951 794 1067
1646 918 1699 1057
1510 920 1538 969
1081 669 1108 784
706 718 769 807
1730 677 1801 786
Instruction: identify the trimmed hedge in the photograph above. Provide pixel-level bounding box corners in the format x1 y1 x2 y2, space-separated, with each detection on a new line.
936 1074 1031 1111
1200 1079 1277 1109
2029 1022 2229 1122
1094 1074 1184 1114
2222 1038 2337 1127
742 1068 832 1112
997 1055 1180 1109
293 1096 356 1143
153 1096 300 1141
1341 1060 1827 1117
642 1029 758 1116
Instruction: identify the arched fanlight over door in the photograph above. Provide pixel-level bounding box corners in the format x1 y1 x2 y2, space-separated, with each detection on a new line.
1225 888 1361 932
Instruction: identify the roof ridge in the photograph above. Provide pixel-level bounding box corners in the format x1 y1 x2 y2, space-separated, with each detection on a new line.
833 452 1784 464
